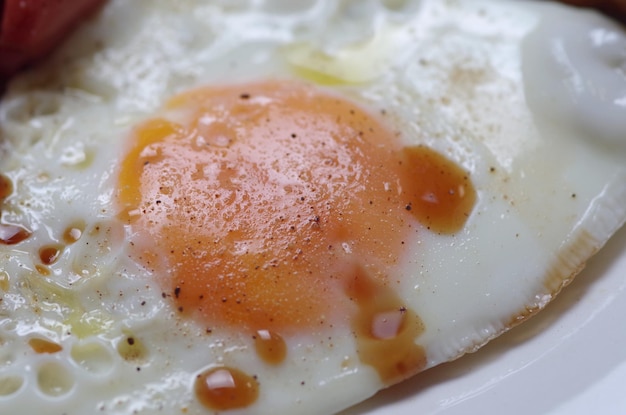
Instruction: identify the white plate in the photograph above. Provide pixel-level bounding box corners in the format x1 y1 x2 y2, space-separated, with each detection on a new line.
341 224 626 415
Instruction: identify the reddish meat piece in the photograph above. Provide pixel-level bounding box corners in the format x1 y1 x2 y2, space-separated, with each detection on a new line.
0 0 106 83
561 0 626 21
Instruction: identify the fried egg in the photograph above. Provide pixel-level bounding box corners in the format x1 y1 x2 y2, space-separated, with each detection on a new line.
0 0 624 414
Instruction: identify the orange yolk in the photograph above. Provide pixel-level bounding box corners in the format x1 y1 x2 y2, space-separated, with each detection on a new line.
117 80 475 334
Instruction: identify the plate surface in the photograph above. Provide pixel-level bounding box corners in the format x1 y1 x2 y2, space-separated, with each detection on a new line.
341 224 626 415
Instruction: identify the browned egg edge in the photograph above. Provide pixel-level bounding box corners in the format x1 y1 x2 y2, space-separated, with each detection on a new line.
440 225 620 367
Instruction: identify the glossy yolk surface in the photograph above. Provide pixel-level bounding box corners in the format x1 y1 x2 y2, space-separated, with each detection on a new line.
117 80 475 335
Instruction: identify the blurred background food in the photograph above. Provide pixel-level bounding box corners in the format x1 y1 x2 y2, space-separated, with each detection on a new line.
559 0 626 21
0 0 624 87
0 0 105 85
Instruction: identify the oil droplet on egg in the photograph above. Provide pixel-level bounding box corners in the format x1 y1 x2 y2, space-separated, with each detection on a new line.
194 366 259 410
35 265 50 276
0 271 9 291
63 221 85 244
39 245 62 265
117 80 475 385
0 224 30 245
253 330 287 365
346 267 426 385
28 338 63 354
0 176 33 245
400 146 476 234
0 174 12 201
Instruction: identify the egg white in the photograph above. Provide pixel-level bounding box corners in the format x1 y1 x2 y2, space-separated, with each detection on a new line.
0 1 624 414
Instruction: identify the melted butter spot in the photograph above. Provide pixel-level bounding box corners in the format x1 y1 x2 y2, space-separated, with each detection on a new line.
290 66 348 86
285 23 411 84
70 342 114 374
21 276 109 338
68 310 114 339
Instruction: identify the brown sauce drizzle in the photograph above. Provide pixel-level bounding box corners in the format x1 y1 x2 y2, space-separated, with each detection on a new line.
0 224 31 245
346 267 426 385
0 271 8 291
0 175 31 244
63 221 85 244
120 81 478 334
28 338 63 354
117 84 478 393
253 330 287 365
398 146 476 234
35 265 50 276
194 366 259 410
0 175 12 201
39 245 62 265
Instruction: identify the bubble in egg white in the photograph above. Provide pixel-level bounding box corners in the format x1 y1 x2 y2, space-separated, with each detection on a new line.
37 361 75 397
117 333 150 364
0 375 22 397
70 341 114 374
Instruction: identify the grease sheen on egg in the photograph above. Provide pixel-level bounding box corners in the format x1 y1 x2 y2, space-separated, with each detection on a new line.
0 1 624 414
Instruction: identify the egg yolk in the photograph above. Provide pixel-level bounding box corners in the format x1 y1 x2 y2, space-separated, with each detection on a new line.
117 80 475 335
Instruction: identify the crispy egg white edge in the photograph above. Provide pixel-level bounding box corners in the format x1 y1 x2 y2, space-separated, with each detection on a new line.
0 0 624 414
372 0 626 368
